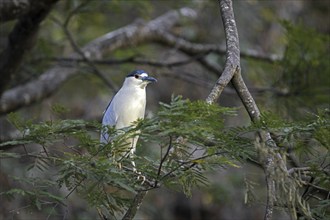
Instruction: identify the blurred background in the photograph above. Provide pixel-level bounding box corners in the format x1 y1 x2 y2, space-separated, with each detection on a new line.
0 0 329 219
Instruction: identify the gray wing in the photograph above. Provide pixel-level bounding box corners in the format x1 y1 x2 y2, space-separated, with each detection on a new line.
100 97 117 143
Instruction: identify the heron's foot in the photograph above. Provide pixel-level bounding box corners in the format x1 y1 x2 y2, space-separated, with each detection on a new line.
132 168 146 184
132 166 137 173
137 172 146 185
116 162 122 170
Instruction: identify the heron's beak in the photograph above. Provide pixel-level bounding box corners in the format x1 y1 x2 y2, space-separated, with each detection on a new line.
142 76 157 83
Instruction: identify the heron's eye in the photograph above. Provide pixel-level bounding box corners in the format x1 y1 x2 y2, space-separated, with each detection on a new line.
134 74 139 79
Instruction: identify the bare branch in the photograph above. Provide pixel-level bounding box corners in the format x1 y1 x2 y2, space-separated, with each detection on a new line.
203 1 289 220
0 7 197 115
54 1 118 91
34 53 210 68
152 29 280 64
154 136 173 187
205 0 240 104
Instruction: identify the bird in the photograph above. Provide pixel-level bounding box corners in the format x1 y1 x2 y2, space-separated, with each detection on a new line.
100 69 157 170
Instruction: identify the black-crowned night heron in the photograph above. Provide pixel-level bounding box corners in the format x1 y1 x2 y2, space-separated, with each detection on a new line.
100 70 157 170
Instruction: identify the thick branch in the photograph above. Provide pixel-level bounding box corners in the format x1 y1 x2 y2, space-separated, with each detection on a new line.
0 0 59 96
206 0 240 105
0 0 40 23
0 7 197 115
215 3 279 218
203 1 289 220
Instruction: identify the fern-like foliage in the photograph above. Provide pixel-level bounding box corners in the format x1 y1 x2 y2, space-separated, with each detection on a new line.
1 97 329 219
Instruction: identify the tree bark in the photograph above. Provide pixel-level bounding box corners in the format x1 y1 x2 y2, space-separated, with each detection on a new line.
0 0 41 23
122 191 147 220
204 1 288 219
0 0 59 96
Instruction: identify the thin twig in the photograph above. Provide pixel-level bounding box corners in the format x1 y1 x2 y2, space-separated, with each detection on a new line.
159 151 224 182
41 144 49 157
64 177 86 199
32 52 210 68
155 136 173 187
59 2 118 91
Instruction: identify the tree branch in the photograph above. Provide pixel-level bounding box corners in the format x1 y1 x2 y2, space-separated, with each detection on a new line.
205 0 240 105
0 7 197 115
0 0 59 96
55 0 118 91
152 29 280 64
122 191 147 220
204 1 288 219
154 136 173 187
0 0 40 23
33 53 210 69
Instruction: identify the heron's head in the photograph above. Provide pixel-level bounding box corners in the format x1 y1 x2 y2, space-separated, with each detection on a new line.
124 70 157 89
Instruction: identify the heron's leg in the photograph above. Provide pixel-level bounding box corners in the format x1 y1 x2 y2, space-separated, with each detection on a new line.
130 137 145 184
131 159 137 172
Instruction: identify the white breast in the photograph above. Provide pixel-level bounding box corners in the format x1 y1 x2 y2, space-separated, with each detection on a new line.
112 86 146 129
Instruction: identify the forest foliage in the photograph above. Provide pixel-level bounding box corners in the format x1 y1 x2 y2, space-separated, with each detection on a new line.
1 95 329 219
